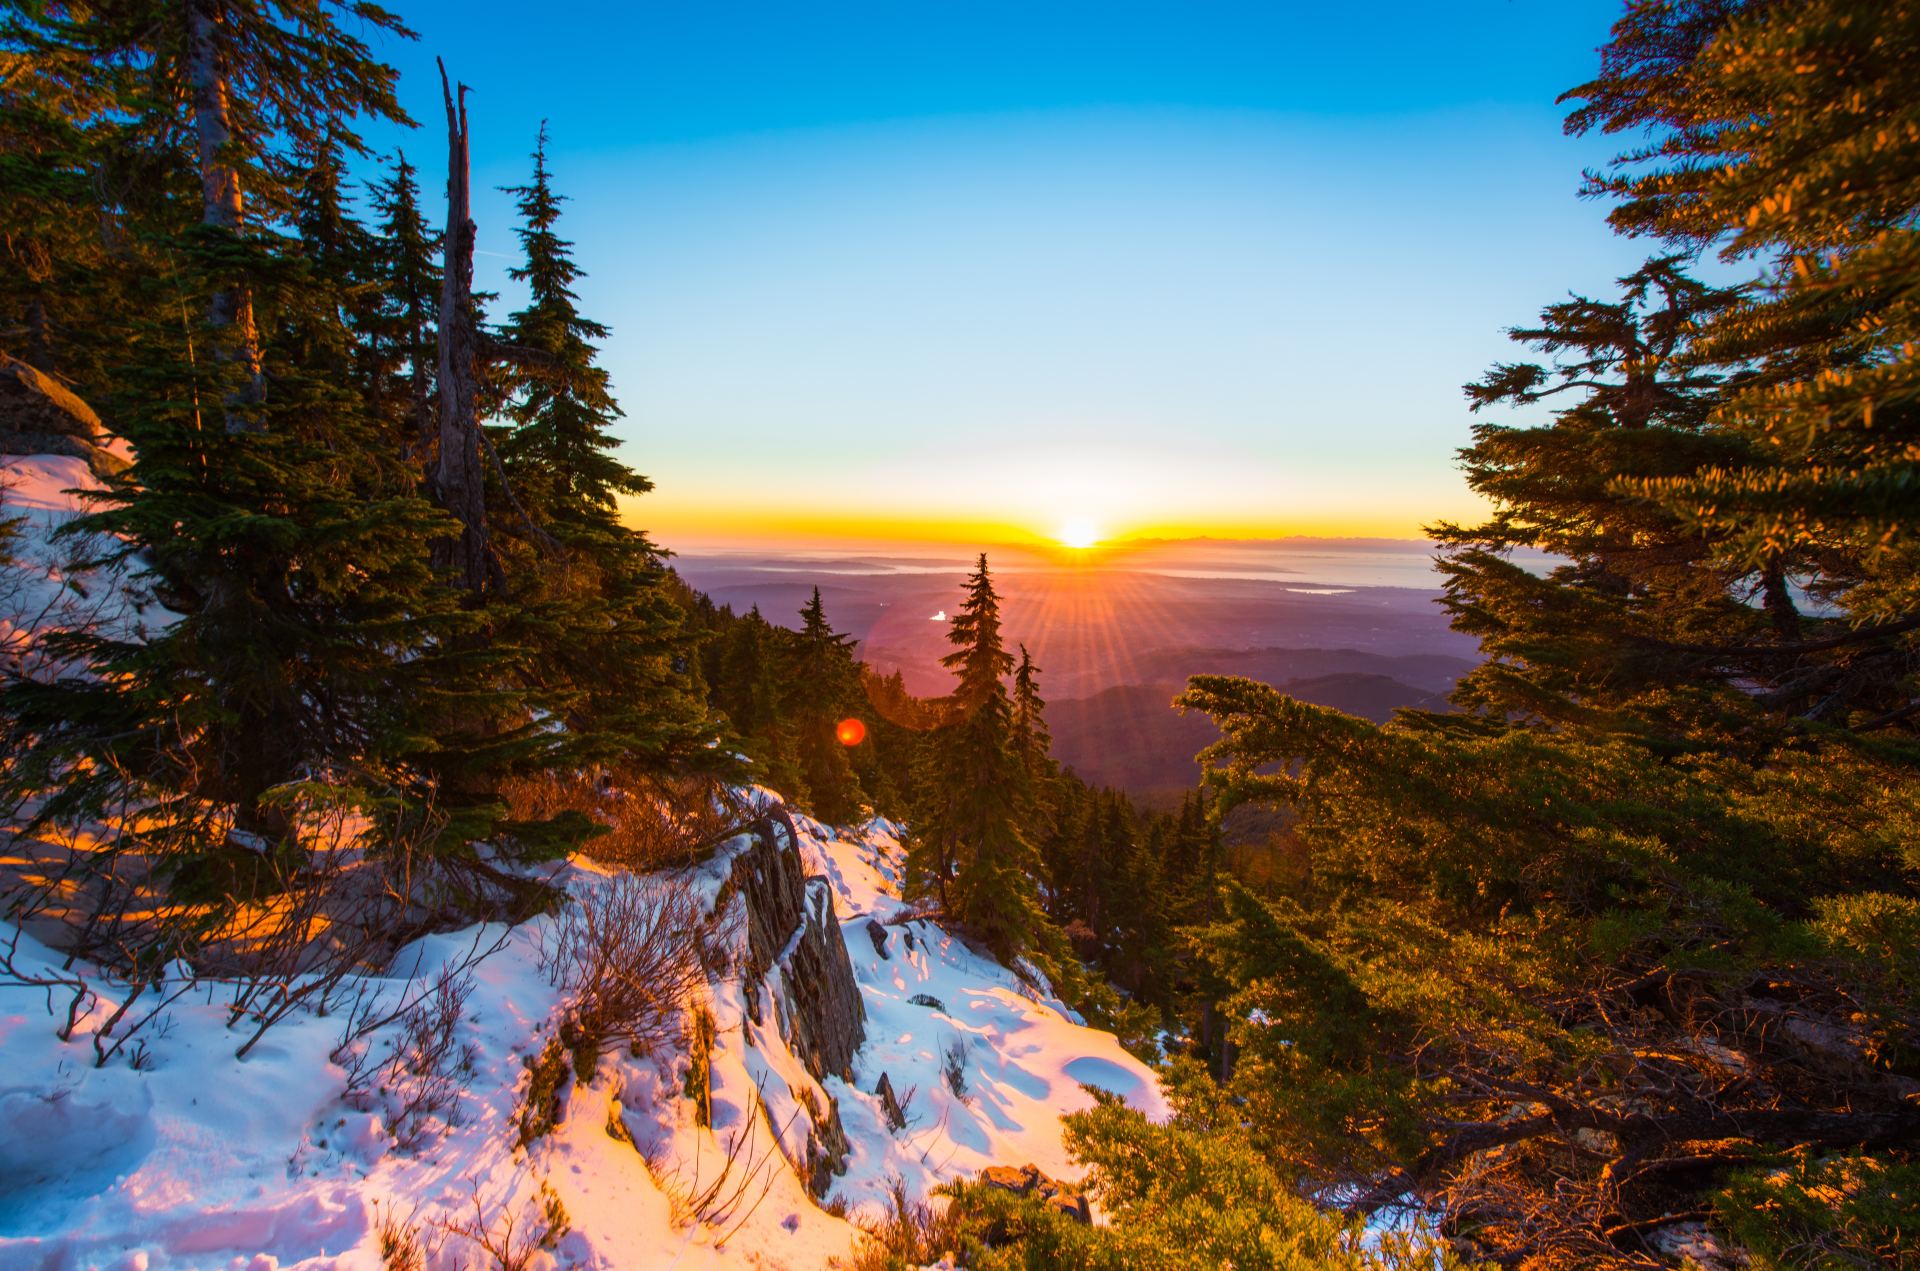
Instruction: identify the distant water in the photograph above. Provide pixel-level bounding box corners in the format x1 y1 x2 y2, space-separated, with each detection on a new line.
677 538 1556 592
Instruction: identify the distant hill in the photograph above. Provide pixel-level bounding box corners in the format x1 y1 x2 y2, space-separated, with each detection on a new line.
1049 668 1453 807
1128 646 1473 696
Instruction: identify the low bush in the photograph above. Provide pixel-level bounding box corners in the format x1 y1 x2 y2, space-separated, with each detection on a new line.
501 770 752 873
538 873 712 1069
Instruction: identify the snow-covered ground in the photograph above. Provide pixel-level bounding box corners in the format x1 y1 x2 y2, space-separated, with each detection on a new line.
802 816 1166 1209
1 454 173 684
0 814 1165 1270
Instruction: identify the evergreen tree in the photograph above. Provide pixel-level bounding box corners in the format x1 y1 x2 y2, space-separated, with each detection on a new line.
366 149 440 461
495 123 649 530
1116 6 1920 1257
1561 0 1920 736
715 606 807 799
1160 789 1220 925
1427 257 1780 740
0 0 510 856
907 555 1043 956
786 588 866 824
0 9 144 386
1010 643 1057 808
1039 775 1090 923
291 123 381 401
487 124 723 777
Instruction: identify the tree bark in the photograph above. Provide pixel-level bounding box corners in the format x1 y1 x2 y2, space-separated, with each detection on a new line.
186 0 263 431
429 60 490 595
1759 557 1802 640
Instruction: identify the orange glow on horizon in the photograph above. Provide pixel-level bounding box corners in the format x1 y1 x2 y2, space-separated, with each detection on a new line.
615 484 1492 551
620 501 1461 550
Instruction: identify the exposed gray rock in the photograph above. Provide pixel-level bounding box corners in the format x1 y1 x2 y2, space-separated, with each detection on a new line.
723 808 867 1078
0 355 100 439
796 1086 851 1196
723 807 869 1196
866 918 890 958
875 1071 907 1132
0 355 127 479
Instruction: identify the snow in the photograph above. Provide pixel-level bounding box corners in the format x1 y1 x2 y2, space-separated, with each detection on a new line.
1 454 175 683
0 467 1165 1267
0 817 1165 1269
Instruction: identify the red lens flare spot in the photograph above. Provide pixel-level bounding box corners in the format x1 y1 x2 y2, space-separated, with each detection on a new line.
835 717 867 747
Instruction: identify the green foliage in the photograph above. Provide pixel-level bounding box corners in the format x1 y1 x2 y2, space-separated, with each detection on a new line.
1714 1154 1920 1270
1565 0 1920 715
908 555 1045 957
1172 667 1920 1261
487 125 726 781
679 587 908 823
787 588 868 824
518 1037 571 1147
0 0 515 861
912 1072 1473 1271
364 149 441 457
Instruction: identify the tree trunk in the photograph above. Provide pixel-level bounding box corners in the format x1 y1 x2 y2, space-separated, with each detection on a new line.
429 60 490 595
1760 557 1802 641
24 296 51 373
186 0 263 431
411 312 435 462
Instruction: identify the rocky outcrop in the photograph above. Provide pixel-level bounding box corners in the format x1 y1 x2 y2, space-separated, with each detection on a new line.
723 807 868 1197
726 807 867 1082
0 355 125 478
975 1164 1091 1224
795 1085 852 1195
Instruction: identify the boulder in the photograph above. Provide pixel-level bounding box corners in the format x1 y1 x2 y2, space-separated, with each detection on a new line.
974 1163 1091 1224
796 1086 851 1197
0 355 100 440
719 808 872 1198
0 354 127 478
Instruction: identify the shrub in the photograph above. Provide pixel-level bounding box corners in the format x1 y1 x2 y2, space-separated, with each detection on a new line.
941 1036 969 1101
343 964 478 1151
831 1177 967 1271
538 873 712 1071
501 770 752 873
436 1179 571 1271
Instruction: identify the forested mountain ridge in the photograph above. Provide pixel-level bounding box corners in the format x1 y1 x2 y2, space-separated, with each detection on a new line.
1048 671 1452 806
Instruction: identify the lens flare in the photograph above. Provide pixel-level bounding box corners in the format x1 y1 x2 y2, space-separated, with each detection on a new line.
835 717 867 746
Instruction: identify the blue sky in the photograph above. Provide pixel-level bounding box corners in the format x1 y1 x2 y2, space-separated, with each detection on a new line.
354 1 1659 547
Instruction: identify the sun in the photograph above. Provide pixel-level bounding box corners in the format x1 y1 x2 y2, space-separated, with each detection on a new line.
1055 518 1102 550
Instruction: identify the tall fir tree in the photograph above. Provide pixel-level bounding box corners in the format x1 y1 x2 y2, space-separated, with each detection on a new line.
714 605 808 799
0 7 145 387
0 0 536 865
1010 644 1056 793
907 555 1043 956
495 123 650 530
1560 0 1920 736
786 587 866 824
1426 257 1788 742
365 149 440 462
488 124 723 776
